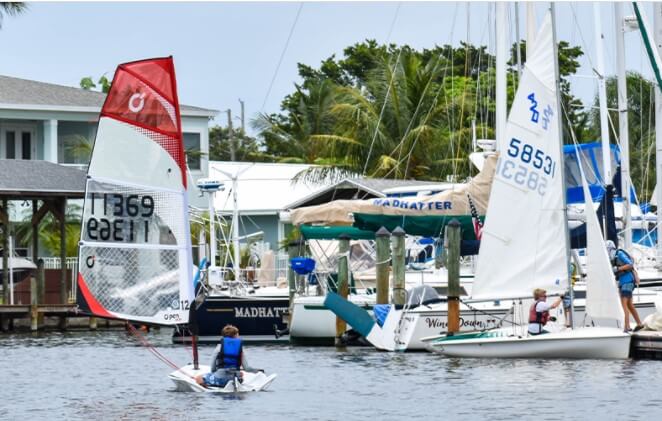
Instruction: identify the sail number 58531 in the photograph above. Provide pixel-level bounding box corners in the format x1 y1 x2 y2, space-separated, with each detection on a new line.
506 138 556 176
498 138 557 197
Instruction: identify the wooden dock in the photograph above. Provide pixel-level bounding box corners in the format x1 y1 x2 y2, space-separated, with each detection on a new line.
631 331 662 359
0 304 122 331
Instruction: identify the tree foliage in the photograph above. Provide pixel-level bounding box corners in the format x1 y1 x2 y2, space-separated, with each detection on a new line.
0 2 27 29
253 39 587 184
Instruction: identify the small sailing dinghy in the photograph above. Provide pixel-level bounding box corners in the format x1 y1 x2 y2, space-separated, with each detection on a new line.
422 10 630 359
76 56 276 391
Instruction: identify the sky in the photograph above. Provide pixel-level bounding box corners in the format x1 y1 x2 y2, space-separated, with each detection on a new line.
0 1 657 131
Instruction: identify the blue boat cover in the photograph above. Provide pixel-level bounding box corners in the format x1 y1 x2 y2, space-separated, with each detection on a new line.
564 142 636 204
373 304 391 327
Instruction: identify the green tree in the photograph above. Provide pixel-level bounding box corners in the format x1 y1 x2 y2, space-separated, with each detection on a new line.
257 38 587 184
208 125 267 162
79 75 111 93
586 72 657 200
0 2 27 28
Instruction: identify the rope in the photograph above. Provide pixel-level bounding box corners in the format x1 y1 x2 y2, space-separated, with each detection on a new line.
126 322 187 374
459 298 518 329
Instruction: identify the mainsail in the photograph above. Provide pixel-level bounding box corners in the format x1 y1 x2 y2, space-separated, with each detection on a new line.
470 14 568 300
77 57 194 325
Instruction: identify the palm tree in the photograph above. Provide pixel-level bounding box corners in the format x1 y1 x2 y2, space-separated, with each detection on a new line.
0 2 28 29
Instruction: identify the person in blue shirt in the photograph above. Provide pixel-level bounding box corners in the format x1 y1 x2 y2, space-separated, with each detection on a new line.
606 240 643 332
195 324 253 388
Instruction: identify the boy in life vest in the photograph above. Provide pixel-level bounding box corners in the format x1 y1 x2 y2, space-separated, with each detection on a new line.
606 240 643 332
195 324 253 388
528 288 563 335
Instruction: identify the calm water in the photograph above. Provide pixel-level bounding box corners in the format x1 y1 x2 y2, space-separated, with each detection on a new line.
1 329 661 420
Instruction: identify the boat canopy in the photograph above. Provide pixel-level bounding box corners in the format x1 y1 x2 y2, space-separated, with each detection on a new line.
564 142 635 204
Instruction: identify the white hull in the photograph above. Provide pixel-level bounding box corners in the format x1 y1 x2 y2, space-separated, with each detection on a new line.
168 364 277 393
289 295 375 340
425 327 631 359
289 271 475 341
375 287 660 351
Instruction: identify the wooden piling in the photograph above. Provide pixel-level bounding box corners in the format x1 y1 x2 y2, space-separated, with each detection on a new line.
335 234 350 346
59 198 67 304
37 259 45 325
391 227 406 306
287 239 303 309
375 227 391 305
30 275 38 331
445 219 462 334
89 317 98 330
1 199 8 305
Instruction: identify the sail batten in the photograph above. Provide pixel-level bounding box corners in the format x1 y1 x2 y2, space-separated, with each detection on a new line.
77 57 193 326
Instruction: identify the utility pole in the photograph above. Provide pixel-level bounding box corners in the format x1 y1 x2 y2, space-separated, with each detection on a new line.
239 99 245 134
227 109 236 161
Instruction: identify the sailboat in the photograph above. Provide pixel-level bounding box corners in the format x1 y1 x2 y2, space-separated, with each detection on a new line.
76 57 275 391
422 10 630 359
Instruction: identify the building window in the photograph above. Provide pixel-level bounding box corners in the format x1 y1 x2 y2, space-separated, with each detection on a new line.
184 132 201 170
58 121 97 164
5 131 15 159
22 132 31 159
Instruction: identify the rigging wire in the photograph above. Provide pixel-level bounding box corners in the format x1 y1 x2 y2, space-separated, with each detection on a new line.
381 3 460 180
362 2 403 176
260 2 304 112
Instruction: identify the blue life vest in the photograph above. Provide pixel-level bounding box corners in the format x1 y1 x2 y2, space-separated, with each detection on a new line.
217 337 242 369
613 249 635 286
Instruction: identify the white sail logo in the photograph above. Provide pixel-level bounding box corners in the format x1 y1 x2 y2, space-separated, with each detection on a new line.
128 92 146 113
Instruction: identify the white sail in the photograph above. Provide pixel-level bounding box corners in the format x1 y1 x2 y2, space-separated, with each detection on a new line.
77 58 194 326
471 14 568 300
579 157 625 323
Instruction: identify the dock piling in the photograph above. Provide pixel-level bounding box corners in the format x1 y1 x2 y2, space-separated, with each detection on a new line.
30 275 38 331
391 227 406 306
375 227 390 305
445 219 462 333
335 234 350 346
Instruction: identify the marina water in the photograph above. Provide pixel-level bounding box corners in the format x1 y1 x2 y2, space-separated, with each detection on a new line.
2 329 661 420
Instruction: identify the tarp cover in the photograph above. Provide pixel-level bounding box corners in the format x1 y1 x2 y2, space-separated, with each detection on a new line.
290 154 497 232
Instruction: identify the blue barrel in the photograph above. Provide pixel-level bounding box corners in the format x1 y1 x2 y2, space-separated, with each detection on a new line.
290 257 316 275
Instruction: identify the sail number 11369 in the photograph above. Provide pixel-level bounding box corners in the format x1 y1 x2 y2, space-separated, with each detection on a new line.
86 193 155 242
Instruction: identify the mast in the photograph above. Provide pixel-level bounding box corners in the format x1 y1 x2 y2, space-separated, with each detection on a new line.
551 2 574 328
614 3 632 251
635 1 662 268
496 2 508 152
594 3 613 186
655 3 662 268
526 3 536 57
515 2 523 77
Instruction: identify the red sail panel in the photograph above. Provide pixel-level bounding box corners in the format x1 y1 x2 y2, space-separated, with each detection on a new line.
100 57 186 187
77 272 112 318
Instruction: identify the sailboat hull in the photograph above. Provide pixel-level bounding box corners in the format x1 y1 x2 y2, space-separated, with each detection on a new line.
425 327 631 359
168 364 277 393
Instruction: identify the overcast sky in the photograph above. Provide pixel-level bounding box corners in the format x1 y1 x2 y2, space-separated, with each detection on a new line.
0 2 656 130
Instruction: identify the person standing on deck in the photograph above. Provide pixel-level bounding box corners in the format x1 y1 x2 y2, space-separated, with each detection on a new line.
606 240 644 332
